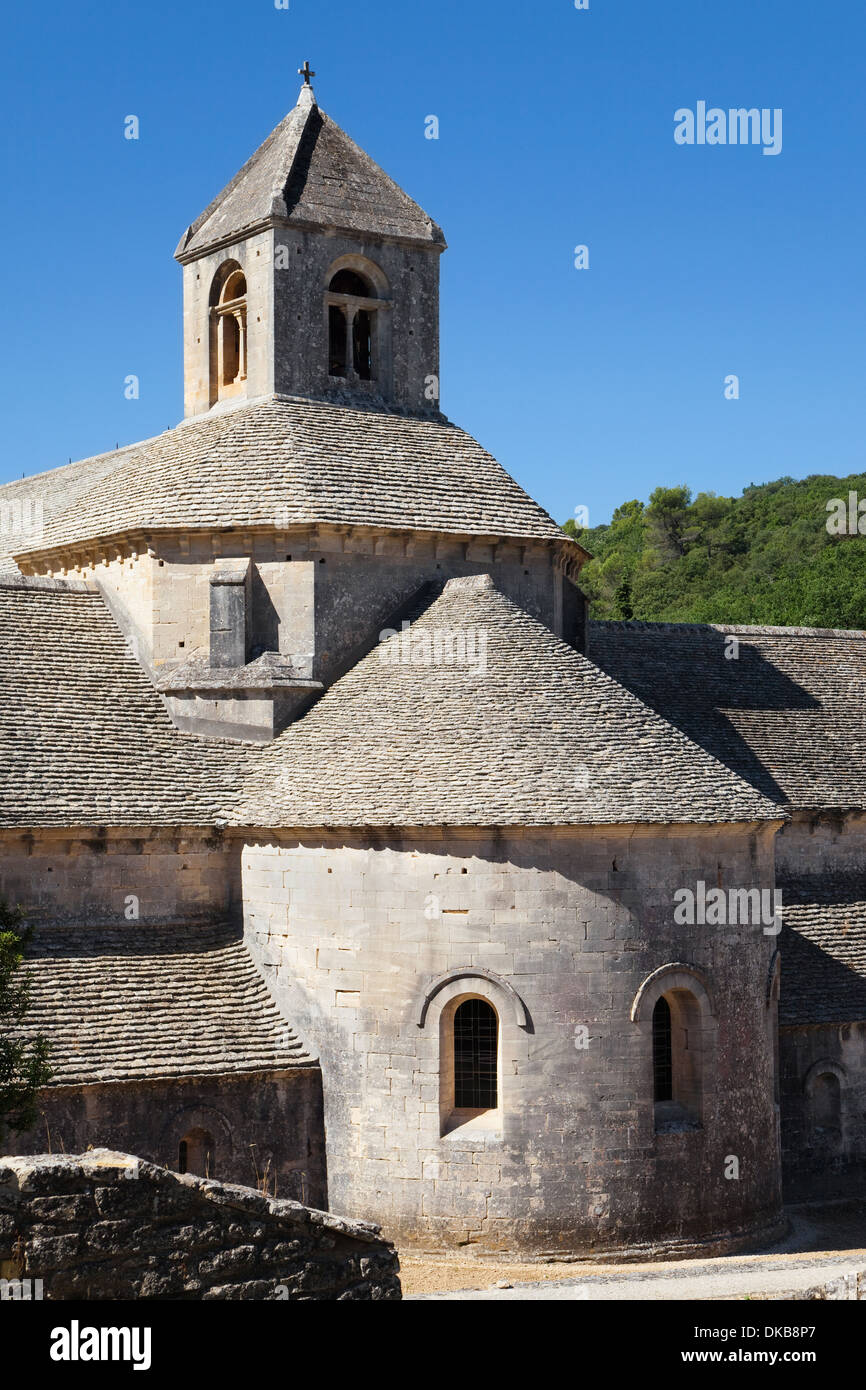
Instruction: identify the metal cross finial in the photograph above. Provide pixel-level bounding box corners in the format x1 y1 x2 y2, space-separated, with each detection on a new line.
298 60 316 86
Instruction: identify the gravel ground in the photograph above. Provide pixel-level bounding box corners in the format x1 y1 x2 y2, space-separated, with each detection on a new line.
399 1202 866 1300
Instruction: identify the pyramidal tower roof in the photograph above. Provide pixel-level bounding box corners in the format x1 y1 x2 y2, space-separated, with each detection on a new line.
176 76 445 260
230 575 786 830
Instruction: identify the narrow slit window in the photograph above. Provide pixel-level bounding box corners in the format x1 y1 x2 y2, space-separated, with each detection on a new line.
812 1072 841 1134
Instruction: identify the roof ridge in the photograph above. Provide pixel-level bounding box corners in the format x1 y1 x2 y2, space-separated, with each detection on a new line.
0 576 95 594
592 619 866 639
305 108 445 243
475 589 795 813
269 100 318 217
175 103 308 258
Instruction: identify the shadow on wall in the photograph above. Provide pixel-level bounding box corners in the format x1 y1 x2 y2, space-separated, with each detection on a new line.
589 624 822 805
250 565 281 658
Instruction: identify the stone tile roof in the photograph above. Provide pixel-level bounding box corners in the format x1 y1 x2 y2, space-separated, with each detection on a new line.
177 90 444 259
17 923 315 1085
0 446 148 577
11 396 566 562
590 621 866 812
0 581 246 827
779 886 866 1026
231 575 785 828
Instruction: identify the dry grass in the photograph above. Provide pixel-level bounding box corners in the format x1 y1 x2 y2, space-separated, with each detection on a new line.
398 1255 597 1296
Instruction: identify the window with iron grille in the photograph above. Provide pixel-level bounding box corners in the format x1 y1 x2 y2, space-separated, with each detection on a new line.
652 995 673 1102
454 998 498 1109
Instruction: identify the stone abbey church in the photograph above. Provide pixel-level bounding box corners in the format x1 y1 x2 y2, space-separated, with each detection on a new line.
2 74 865 1259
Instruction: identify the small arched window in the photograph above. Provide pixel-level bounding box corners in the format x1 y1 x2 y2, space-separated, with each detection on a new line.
327 267 377 381
209 262 247 404
178 1127 214 1178
454 998 498 1110
633 966 715 1136
652 989 704 1130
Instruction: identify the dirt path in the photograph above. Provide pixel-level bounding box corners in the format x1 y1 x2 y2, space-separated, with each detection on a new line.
400 1202 866 1299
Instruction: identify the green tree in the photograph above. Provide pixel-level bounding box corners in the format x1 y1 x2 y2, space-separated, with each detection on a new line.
647 485 692 558
613 577 634 620
561 470 866 626
0 901 51 1144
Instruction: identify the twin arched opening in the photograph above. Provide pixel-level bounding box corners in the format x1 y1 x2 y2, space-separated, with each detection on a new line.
326 259 390 385
206 254 391 404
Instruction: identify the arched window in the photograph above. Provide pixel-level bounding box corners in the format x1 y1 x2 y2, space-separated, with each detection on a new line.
422 974 526 1138
178 1127 215 1178
327 266 378 381
222 312 241 384
652 988 704 1130
454 998 498 1109
633 966 715 1134
209 262 247 403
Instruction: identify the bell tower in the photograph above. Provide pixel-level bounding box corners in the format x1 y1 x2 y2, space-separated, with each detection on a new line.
175 67 447 418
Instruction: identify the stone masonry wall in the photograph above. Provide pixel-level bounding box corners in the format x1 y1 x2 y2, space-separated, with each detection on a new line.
5 1071 327 1210
0 830 238 927
780 1022 866 1202
52 532 583 716
307 536 577 687
182 232 274 418
775 812 866 1201
242 822 783 1257
0 1151 400 1300
271 226 441 415
181 226 439 419
775 809 866 885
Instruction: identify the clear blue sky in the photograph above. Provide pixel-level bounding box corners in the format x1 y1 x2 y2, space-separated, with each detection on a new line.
3 0 864 526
